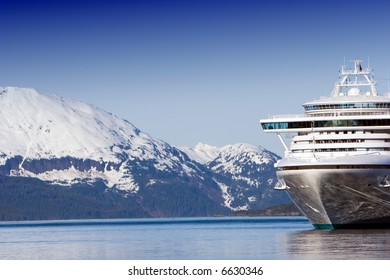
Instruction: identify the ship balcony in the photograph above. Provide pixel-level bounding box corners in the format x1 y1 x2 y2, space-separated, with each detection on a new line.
291 132 390 142
286 147 390 160
305 110 390 117
290 139 390 154
271 110 390 119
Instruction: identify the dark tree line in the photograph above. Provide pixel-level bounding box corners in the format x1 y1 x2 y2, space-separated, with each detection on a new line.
0 176 147 221
0 175 229 221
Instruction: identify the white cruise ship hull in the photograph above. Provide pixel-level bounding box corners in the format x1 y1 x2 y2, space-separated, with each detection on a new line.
278 166 390 229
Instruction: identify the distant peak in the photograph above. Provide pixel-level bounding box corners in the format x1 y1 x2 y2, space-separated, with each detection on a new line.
194 142 219 151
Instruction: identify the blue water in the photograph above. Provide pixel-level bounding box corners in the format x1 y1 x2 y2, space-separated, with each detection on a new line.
0 216 390 259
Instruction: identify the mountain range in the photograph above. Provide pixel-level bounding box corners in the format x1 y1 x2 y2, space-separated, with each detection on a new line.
0 87 290 220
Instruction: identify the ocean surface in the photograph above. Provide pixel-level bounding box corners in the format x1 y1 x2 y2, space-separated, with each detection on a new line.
1 216 390 260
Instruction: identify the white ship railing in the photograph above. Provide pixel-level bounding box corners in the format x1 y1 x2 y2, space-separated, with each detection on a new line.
271 114 305 118
270 111 390 119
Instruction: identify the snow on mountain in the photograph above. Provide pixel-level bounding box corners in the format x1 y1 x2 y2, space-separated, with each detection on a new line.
209 143 279 177
207 143 289 210
178 143 220 164
1 87 133 162
179 142 289 211
0 87 214 194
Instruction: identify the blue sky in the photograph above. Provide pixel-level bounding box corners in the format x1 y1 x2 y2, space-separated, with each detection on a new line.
2 0 390 155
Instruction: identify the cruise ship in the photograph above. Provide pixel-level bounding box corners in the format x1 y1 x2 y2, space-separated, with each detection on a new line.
260 60 390 229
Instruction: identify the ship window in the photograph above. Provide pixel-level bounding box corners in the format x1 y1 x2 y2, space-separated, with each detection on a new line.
315 119 390 128
304 102 390 111
262 122 292 130
263 118 390 131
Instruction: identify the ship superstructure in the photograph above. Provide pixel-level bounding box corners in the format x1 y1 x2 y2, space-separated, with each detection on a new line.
260 60 390 228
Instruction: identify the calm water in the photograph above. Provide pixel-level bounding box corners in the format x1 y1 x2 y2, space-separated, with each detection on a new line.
0 216 390 259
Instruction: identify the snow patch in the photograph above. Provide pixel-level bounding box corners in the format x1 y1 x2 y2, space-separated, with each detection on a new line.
216 180 249 211
17 165 139 192
216 181 234 209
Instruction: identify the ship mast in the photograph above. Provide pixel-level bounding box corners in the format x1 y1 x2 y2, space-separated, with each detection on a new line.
332 59 378 97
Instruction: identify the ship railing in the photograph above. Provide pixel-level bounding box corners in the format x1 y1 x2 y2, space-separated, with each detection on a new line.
285 150 383 159
337 81 373 86
271 114 305 119
308 111 390 117
270 111 390 119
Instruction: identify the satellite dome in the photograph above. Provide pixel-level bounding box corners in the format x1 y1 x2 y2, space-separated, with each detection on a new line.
347 87 360 96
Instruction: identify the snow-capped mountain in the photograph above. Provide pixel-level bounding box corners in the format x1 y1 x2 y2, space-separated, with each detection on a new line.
0 87 190 190
179 143 291 211
209 143 279 175
179 143 220 164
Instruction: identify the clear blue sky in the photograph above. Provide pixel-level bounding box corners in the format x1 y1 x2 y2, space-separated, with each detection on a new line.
2 0 390 155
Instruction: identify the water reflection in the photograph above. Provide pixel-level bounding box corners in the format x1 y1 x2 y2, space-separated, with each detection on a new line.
286 229 390 259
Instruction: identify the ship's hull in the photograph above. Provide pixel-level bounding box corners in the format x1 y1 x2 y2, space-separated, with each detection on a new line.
278 167 390 229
